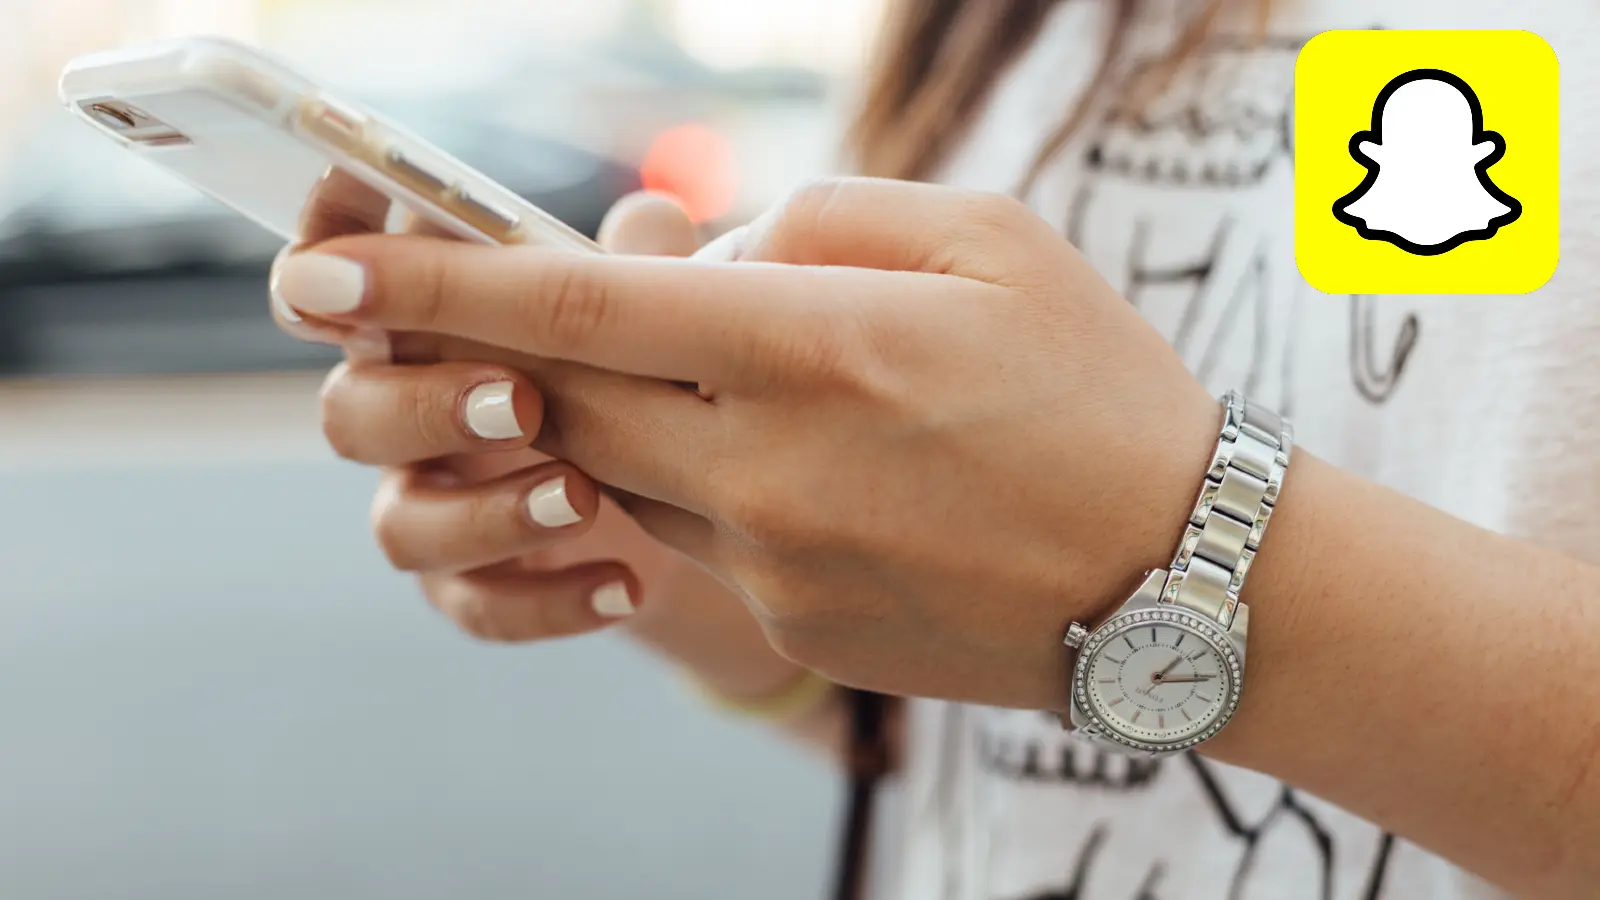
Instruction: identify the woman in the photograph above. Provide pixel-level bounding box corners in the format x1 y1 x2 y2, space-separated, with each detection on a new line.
269 1 1599 898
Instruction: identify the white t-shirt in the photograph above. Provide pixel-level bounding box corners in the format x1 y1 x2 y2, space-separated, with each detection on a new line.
896 2 1600 899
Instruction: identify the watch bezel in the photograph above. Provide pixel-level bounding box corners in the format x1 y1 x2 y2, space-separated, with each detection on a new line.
1072 605 1244 753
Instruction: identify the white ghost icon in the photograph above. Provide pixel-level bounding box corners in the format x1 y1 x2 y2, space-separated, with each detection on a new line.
1333 69 1521 255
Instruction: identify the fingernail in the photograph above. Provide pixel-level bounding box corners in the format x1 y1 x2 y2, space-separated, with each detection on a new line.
269 246 306 324
590 581 635 618
465 381 522 440
271 285 304 323
273 253 366 315
526 476 582 528
694 224 749 262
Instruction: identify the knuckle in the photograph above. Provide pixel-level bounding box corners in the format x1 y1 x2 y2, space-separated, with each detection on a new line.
964 191 1033 234
320 419 361 462
782 177 846 218
968 192 1050 255
769 320 843 380
396 377 459 453
750 312 877 398
953 201 1028 261
370 491 422 573
530 262 611 349
797 315 872 385
461 485 514 540
769 177 848 257
930 192 1048 285
318 366 364 461
400 250 452 332
453 595 508 642
419 574 453 614
425 577 513 643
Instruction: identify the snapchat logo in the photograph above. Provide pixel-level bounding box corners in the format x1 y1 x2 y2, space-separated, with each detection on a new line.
1296 31 1558 294
1334 70 1522 254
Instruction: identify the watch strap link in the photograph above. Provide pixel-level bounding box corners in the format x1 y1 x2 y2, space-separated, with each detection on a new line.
1162 392 1292 628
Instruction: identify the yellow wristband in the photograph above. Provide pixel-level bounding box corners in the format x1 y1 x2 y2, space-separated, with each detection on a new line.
687 668 837 723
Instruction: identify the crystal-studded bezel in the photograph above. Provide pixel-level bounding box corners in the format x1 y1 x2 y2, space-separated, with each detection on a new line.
1072 606 1244 754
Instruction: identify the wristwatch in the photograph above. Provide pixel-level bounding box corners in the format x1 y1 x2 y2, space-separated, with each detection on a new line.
1061 392 1292 755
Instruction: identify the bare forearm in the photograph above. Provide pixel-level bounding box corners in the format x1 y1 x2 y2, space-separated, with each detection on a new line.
1207 453 1600 897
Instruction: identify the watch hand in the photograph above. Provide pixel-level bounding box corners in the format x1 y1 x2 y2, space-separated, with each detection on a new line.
1155 675 1214 684
1152 654 1184 682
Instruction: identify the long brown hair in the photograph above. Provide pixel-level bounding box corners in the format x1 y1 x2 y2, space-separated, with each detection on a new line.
847 0 1271 193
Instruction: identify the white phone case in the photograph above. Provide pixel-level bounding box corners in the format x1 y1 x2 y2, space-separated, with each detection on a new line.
59 36 600 252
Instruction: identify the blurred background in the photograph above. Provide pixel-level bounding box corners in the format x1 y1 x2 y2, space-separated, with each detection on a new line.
0 0 890 897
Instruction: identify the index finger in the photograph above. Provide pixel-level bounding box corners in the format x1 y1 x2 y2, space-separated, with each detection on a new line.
270 234 884 389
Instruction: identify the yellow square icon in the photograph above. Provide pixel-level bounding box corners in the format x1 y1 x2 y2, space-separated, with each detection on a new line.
1295 30 1559 295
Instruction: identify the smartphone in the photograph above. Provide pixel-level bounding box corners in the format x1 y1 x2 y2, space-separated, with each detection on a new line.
58 36 601 252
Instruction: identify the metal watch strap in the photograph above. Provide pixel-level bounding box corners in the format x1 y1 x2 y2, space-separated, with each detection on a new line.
1161 392 1292 629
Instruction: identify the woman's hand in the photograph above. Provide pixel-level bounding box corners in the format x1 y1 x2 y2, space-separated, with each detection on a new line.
272 190 811 703
273 177 1600 894
274 177 1220 711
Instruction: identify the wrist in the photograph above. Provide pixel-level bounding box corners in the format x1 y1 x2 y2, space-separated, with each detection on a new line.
1069 389 1224 630
1055 391 1290 753
1124 391 1228 590
999 388 1225 713
1199 449 1329 765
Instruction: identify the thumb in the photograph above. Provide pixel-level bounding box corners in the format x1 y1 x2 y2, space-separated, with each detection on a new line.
597 192 701 257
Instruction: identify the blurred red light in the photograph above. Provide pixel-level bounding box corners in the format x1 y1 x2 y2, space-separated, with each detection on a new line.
640 123 738 224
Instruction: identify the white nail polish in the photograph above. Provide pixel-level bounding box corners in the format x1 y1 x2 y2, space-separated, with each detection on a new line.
269 246 305 323
590 582 635 618
270 285 304 323
526 477 582 528
273 253 366 315
465 382 522 440
693 224 749 262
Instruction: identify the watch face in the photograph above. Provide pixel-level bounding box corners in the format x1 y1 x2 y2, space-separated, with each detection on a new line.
1075 607 1242 752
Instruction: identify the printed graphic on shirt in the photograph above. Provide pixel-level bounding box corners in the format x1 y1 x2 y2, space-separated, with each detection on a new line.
1348 295 1419 404
974 713 1396 900
1062 34 1306 416
1051 25 1429 415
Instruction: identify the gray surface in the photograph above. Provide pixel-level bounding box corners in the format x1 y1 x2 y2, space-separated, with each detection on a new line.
0 274 343 378
0 460 838 899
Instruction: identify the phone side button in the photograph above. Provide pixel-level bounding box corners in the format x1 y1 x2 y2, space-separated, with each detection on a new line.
452 189 521 236
386 149 450 195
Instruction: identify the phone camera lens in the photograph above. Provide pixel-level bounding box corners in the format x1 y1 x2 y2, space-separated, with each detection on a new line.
88 103 138 131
